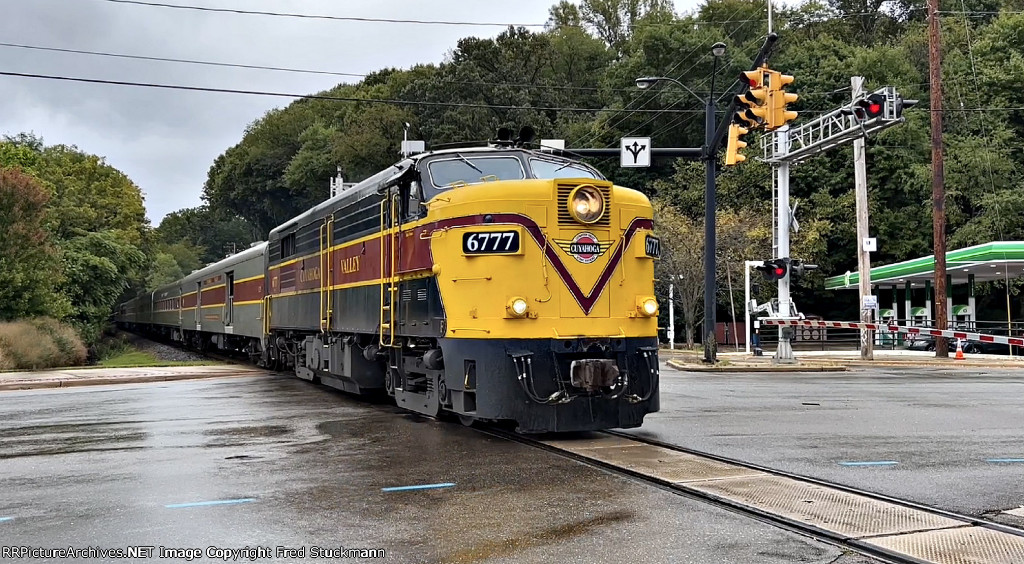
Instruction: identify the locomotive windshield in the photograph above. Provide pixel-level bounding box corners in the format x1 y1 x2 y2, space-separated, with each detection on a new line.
427 155 525 188
529 158 600 180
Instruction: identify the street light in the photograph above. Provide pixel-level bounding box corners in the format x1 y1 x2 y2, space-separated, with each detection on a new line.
636 42 727 363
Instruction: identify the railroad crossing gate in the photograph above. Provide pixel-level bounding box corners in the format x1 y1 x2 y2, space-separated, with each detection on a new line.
761 318 1024 349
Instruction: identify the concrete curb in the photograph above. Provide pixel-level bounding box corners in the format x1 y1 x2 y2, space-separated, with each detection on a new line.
665 359 847 373
0 371 262 392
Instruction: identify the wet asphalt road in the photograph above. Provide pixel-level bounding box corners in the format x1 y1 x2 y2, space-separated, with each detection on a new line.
0 375 876 564
638 364 1024 518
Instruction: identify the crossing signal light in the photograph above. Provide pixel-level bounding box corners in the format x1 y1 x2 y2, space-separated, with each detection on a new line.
725 123 749 166
852 93 886 121
766 70 798 130
755 258 789 281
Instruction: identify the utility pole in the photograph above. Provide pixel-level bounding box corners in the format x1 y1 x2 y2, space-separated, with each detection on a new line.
929 0 948 357
852 76 874 360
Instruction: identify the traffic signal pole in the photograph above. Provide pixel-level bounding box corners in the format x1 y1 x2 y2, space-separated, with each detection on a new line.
773 127 796 363
703 81 718 364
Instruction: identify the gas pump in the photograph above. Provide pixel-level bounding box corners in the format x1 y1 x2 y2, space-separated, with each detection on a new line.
952 304 972 330
877 308 896 347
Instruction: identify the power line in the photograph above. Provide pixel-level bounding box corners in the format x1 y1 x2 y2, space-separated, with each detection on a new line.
97 0 770 29
98 0 547 27
0 42 363 78
0 41 635 93
0 70 704 113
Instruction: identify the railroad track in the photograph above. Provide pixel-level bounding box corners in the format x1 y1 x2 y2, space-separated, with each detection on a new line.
481 427 1024 564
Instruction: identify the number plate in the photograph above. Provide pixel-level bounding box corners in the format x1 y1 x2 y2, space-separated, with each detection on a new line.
463 231 521 255
644 235 661 258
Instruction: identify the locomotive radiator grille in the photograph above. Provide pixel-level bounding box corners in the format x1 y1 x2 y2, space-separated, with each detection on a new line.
557 183 611 227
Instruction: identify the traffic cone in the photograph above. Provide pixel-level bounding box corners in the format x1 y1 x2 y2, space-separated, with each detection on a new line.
955 339 965 360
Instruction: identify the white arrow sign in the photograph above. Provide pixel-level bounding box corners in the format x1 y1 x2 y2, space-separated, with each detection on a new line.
620 137 651 167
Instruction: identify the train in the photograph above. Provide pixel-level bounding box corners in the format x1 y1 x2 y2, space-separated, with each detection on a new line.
116 134 661 433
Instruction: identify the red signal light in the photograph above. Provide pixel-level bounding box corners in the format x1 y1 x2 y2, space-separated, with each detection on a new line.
774 267 785 276
868 103 881 114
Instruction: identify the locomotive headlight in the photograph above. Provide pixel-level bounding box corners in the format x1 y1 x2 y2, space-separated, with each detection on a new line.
637 297 658 317
507 297 529 318
568 185 605 224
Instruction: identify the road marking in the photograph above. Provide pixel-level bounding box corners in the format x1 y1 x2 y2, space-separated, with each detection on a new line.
839 461 898 467
987 458 1024 463
0 517 13 522
1004 507 1024 517
164 498 255 508
381 482 456 492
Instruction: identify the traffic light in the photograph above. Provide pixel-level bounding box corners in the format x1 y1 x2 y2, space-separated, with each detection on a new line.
735 68 769 128
766 70 798 130
851 93 886 121
725 123 749 166
755 258 789 281
789 259 819 280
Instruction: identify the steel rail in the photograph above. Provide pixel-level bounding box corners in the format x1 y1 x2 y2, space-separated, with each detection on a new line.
476 425 1024 564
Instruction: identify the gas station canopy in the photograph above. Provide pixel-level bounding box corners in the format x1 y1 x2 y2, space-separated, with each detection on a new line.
825 241 1024 290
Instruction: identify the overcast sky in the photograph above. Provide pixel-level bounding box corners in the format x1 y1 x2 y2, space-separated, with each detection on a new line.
0 0 702 225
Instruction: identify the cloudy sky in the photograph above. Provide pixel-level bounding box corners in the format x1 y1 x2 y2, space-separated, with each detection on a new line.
0 0 702 225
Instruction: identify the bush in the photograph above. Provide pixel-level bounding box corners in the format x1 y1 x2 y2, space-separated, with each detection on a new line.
0 318 87 370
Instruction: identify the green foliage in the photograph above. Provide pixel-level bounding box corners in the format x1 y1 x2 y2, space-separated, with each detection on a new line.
156 205 255 265
59 231 147 343
0 168 68 321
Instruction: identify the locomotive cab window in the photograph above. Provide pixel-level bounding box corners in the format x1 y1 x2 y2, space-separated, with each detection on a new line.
280 233 296 259
529 158 601 180
427 155 525 189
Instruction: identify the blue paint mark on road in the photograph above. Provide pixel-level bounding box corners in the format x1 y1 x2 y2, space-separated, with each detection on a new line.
381 482 456 492
0 517 13 522
164 498 255 509
986 458 1024 463
839 461 898 467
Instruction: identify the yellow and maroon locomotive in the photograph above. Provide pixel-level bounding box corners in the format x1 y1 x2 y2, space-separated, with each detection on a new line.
119 138 660 433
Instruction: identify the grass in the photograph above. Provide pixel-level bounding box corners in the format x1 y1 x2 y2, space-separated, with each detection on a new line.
97 349 217 369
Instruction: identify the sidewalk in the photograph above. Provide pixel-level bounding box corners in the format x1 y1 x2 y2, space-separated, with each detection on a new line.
0 365 268 391
663 346 1024 371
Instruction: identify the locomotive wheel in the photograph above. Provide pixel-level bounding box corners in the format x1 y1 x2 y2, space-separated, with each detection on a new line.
458 414 477 428
385 368 396 396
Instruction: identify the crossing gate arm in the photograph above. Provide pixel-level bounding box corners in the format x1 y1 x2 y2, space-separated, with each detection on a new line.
760 319 1024 347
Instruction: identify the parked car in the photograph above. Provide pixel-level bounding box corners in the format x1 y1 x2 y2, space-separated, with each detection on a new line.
906 335 1011 355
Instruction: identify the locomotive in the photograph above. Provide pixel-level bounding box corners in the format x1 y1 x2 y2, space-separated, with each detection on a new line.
117 134 661 433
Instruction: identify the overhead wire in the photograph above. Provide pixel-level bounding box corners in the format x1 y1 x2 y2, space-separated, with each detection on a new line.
95 0 772 29
570 2 756 149
0 70 709 113
0 41 641 93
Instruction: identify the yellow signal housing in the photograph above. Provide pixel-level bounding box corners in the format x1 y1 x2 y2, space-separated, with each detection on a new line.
725 123 749 166
737 67 770 129
766 70 799 130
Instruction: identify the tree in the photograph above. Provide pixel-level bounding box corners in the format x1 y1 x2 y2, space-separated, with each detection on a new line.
652 200 704 347
157 205 256 264
59 231 146 343
0 168 68 321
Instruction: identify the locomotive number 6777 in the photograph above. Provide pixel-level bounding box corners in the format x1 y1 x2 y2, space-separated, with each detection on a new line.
118 134 660 433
